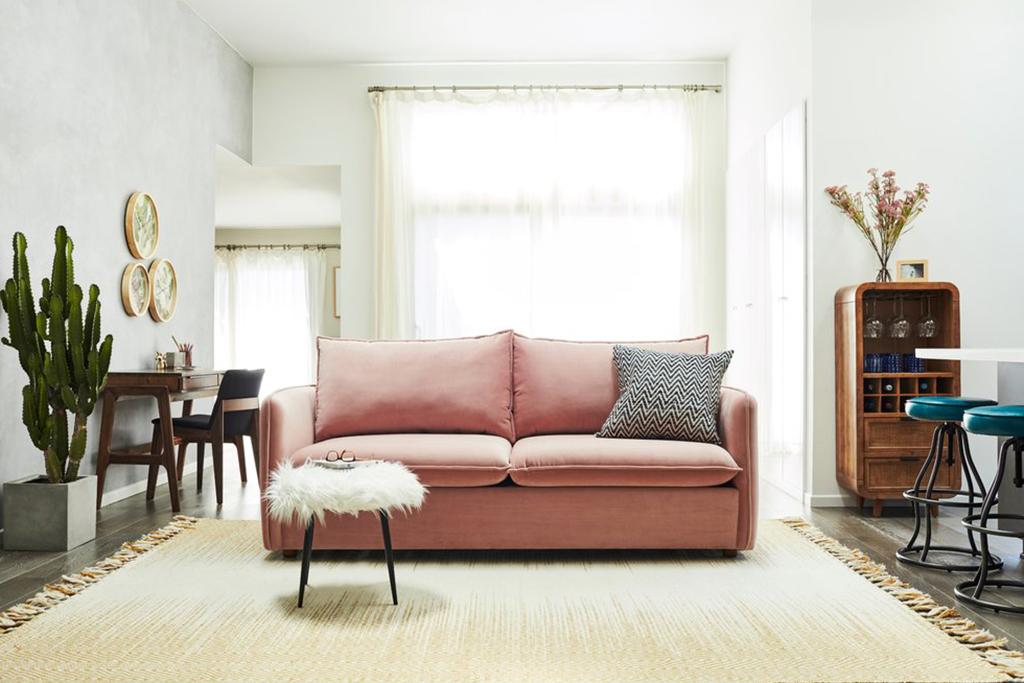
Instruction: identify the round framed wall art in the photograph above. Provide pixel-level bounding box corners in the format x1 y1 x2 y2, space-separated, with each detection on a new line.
125 192 159 259
148 258 178 322
120 262 151 317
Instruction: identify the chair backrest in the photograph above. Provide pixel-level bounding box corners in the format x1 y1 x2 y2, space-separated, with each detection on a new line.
214 369 265 436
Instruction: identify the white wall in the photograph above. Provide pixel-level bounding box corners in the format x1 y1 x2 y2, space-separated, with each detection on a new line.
808 0 1024 503
0 0 252 518
725 0 811 167
253 62 728 346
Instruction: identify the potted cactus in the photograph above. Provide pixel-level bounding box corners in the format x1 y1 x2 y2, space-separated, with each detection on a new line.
1 227 113 551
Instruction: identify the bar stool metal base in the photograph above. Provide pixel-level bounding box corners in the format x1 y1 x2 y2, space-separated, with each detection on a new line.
954 437 1024 615
898 421 999 572
896 544 1002 572
954 579 1024 614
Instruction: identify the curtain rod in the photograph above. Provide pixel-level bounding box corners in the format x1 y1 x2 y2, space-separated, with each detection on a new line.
215 243 340 251
368 84 722 93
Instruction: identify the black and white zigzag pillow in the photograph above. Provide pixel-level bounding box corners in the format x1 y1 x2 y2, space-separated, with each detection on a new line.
597 346 734 444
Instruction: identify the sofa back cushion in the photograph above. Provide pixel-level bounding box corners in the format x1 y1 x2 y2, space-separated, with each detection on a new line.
512 334 710 437
315 331 514 441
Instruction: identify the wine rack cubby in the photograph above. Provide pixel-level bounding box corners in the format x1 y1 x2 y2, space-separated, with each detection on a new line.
835 282 961 517
862 373 955 416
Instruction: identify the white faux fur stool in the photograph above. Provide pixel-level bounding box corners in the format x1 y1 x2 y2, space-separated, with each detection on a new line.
265 461 426 607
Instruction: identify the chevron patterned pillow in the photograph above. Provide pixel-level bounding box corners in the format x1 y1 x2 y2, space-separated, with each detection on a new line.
596 345 734 444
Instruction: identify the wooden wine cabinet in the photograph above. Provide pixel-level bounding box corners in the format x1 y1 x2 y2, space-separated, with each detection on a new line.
835 282 961 517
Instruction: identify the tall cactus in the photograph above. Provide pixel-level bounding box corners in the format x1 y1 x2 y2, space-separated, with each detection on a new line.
1 227 113 483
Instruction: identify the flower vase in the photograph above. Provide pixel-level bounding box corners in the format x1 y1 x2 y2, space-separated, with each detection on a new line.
876 259 892 283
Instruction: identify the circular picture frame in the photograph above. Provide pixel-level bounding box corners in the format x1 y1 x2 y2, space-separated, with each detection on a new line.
148 258 178 323
125 192 160 259
120 262 151 317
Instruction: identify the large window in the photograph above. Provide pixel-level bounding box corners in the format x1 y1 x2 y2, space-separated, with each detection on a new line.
214 247 326 395
372 87 710 340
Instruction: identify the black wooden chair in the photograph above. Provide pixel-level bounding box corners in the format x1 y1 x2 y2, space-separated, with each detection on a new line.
150 369 264 505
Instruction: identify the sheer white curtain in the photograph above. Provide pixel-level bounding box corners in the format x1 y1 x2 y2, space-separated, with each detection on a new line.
214 247 326 395
371 87 710 341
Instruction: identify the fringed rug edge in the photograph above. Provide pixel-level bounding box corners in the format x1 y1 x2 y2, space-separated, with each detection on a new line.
0 515 198 638
782 516 1024 681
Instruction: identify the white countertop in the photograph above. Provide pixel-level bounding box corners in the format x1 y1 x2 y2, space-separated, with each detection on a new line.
916 348 1024 363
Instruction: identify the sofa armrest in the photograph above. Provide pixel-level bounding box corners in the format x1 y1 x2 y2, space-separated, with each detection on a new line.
259 385 316 489
719 386 758 550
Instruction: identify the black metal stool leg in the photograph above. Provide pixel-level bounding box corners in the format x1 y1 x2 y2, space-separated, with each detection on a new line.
298 517 315 608
379 510 398 605
958 426 980 555
898 422 1002 572
955 439 1024 612
919 424 947 563
902 424 943 553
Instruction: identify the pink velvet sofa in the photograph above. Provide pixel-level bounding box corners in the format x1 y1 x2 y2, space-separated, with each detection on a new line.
259 331 758 553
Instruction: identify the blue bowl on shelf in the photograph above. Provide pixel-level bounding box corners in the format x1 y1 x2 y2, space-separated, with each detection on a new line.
902 353 926 373
882 352 903 373
864 354 883 373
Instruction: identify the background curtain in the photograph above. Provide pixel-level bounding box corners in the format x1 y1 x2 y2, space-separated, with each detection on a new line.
370 87 710 341
214 247 327 395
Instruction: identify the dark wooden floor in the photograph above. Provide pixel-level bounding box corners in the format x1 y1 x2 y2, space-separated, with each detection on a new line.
3 463 1024 651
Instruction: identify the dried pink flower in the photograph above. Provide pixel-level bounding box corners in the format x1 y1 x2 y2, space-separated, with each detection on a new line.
825 168 930 273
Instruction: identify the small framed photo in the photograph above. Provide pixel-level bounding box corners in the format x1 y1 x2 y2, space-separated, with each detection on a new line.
896 259 929 282
333 267 342 318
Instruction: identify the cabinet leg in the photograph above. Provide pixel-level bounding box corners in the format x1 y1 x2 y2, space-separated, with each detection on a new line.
856 496 865 511
930 504 940 518
872 498 884 517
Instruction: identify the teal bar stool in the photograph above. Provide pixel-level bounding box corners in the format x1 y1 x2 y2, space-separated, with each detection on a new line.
957 405 1024 614
897 396 1002 572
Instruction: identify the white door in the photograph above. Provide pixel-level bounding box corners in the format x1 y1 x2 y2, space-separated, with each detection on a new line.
726 103 806 501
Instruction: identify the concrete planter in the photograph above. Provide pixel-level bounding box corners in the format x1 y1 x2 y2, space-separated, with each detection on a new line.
2 475 97 551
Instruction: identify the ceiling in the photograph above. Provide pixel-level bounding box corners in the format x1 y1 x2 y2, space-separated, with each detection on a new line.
215 148 341 229
185 0 759 65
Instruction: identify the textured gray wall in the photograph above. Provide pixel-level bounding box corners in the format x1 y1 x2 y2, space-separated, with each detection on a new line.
0 0 253 526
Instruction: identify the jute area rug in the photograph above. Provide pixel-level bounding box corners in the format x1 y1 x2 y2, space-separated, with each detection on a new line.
1 517 1022 683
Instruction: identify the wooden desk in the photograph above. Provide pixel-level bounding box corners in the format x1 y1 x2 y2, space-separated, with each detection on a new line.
96 369 224 512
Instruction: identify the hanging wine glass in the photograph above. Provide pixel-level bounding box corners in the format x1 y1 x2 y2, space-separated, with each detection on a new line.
864 299 884 339
890 296 910 338
918 296 938 338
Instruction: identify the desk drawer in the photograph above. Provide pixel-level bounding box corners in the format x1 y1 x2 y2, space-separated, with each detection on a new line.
182 374 219 391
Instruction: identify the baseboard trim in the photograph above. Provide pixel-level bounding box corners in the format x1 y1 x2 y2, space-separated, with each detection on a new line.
98 461 204 507
803 492 856 508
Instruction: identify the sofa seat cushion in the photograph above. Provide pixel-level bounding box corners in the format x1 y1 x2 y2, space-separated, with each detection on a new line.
509 434 741 487
291 434 511 488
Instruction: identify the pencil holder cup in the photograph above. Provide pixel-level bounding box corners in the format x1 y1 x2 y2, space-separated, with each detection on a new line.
163 352 186 369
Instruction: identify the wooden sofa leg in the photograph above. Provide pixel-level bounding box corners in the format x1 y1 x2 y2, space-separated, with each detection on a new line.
723 549 738 558
282 549 298 558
